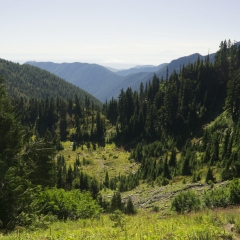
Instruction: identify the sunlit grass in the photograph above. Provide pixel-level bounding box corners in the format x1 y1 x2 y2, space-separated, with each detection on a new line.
1 208 239 239
57 142 137 181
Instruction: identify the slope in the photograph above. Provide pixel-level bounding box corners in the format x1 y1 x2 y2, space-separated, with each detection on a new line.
0 59 101 106
155 52 215 80
107 53 216 100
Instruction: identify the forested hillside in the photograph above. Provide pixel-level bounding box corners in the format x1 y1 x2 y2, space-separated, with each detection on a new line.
1 40 240 236
103 40 240 189
0 74 106 229
0 59 101 106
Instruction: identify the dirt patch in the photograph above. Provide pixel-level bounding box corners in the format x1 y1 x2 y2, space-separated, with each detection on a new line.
224 223 240 240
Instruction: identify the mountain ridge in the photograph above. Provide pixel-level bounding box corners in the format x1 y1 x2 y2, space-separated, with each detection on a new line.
25 52 216 102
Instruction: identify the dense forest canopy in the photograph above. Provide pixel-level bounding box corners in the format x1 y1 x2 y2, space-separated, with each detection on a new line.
102 39 240 189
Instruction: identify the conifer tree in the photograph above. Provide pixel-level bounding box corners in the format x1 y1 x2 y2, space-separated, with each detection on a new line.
104 171 109 188
205 167 215 183
111 191 122 212
163 156 171 179
125 197 135 214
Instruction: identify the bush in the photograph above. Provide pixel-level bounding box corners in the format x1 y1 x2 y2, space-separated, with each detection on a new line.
229 178 240 204
203 187 230 208
171 190 201 213
109 210 125 229
37 188 102 220
151 205 160 212
156 176 169 186
17 213 57 230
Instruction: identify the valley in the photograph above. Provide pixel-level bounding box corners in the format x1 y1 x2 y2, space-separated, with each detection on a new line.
1 39 240 239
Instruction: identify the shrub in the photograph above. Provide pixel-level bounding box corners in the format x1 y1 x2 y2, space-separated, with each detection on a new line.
109 210 125 229
229 178 240 204
203 187 230 208
171 190 201 213
37 188 102 220
151 205 160 212
156 176 169 186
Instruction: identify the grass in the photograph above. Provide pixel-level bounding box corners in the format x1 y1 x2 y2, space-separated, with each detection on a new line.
57 142 138 181
1 208 239 239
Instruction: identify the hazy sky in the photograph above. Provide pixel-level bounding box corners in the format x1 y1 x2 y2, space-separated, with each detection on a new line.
1 0 239 68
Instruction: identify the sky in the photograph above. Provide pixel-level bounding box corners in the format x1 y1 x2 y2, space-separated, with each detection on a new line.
1 0 240 69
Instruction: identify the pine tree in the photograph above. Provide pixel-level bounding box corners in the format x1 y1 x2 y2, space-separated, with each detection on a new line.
111 191 122 212
0 77 56 228
163 156 171 179
169 149 177 167
59 101 68 141
205 167 215 183
0 77 27 228
125 197 135 214
104 171 109 188
89 177 99 199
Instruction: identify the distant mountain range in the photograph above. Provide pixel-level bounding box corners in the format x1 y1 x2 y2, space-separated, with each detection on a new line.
26 52 215 102
113 63 168 76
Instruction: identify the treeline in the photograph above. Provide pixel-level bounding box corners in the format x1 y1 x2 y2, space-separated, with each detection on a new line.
105 40 240 145
12 94 105 143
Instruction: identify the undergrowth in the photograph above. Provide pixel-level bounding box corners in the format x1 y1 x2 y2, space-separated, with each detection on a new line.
1 208 239 239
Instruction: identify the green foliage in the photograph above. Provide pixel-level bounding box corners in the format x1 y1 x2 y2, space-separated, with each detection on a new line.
171 190 201 213
0 77 104 229
38 188 102 220
156 175 169 186
205 167 215 183
101 40 240 189
203 187 230 208
104 171 109 188
151 205 160 212
111 191 123 212
109 210 125 229
0 81 57 228
124 197 136 215
172 179 240 214
229 178 240 204
2 39 240 232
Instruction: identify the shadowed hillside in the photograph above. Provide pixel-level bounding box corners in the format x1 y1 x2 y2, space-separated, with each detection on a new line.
0 58 101 106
